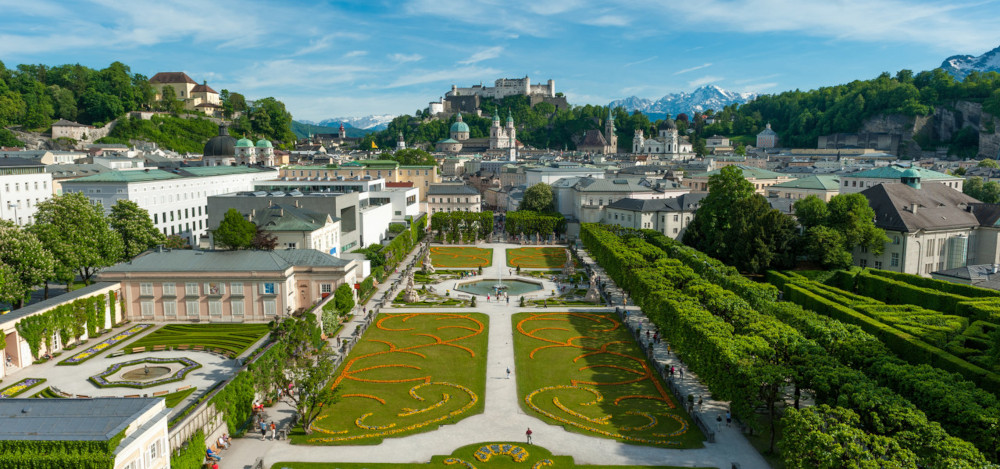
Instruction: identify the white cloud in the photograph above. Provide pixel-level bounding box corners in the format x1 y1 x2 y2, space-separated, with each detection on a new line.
343 50 368 58
389 53 424 63
687 75 723 88
673 63 712 75
624 56 658 67
459 46 504 65
230 60 380 90
385 66 501 88
583 14 630 27
738 82 779 93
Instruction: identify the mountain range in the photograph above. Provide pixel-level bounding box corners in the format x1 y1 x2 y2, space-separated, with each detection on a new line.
940 45 1000 80
298 114 397 130
608 85 757 120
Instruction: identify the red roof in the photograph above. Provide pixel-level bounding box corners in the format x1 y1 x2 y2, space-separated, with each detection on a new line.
149 72 197 85
192 83 218 94
386 182 414 188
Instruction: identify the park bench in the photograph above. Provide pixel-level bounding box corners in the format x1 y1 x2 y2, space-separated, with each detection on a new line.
109 350 126 357
176 345 189 350
152 390 168 397
76 395 89 398
175 385 191 391
131 346 145 353
124 394 140 398
152 345 167 351
192 345 205 351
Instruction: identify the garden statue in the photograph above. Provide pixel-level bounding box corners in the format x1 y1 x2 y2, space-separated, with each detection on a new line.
585 272 601 303
564 249 575 276
422 252 435 274
402 272 420 303
520 232 527 245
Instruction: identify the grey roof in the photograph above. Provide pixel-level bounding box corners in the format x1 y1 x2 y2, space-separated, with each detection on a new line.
427 184 480 195
607 198 667 212
52 119 88 128
0 157 45 167
1 282 117 326
0 398 160 441
932 264 1000 291
573 177 654 193
606 192 708 213
101 249 349 274
861 182 981 232
664 192 709 211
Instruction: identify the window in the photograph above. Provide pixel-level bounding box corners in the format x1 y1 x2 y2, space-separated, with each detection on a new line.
263 300 277 316
924 263 933 274
185 282 199 295
926 239 935 257
149 439 161 461
874 261 883 269
890 252 899 267
262 282 276 295
207 282 225 296
139 282 153 296
186 300 199 316
163 302 176 317
673 228 679 234
231 301 244 316
153 213 158 224
673 215 679 222
859 259 868 267
162 283 176 296
141 301 154 317
209 301 222 316
893 236 900 245
321 284 332 294
231 283 244 295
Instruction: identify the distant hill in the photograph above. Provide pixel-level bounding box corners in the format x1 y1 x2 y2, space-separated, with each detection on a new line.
941 45 1000 80
298 114 397 131
290 120 378 139
609 85 757 119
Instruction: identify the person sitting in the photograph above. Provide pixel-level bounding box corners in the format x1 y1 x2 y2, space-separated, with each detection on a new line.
217 435 229 449
206 447 221 461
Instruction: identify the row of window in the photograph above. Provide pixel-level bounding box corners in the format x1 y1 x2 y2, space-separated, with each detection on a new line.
430 207 478 213
140 282 254 296
292 169 432 178
430 197 477 204
4 181 48 192
153 206 204 225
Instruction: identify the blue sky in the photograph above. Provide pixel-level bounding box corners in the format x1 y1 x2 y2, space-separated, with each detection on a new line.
1 0 999 121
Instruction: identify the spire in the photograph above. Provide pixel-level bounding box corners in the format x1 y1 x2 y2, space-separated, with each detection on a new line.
506 109 514 123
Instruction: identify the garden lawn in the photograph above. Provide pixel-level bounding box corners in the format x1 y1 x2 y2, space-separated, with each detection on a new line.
431 246 493 268
118 323 270 357
272 441 709 469
294 313 488 445
507 247 568 269
513 312 703 448
164 387 197 408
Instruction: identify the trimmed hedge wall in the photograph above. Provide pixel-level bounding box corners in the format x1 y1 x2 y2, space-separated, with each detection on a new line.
867 268 1000 299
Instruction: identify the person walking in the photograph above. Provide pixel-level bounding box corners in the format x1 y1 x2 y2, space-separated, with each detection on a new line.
506 296 510 305
725 411 732 428
270 421 277 440
259 420 268 441
506 367 511 379
525 428 533 444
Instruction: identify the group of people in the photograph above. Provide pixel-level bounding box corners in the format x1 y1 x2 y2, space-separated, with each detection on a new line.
485 292 510 304
458 270 479 279
259 420 278 440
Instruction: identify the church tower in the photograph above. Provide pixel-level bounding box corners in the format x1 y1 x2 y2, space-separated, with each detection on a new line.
633 129 645 153
604 111 618 154
396 132 406 151
505 110 516 149
489 109 501 149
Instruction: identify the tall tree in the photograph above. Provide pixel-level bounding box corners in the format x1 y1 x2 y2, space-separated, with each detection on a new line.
109 199 166 259
684 165 755 259
792 195 829 230
30 193 123 286
826 193 888 253
251 226 278 251
0 221 56 308
213 208 255 250
521 183 555 213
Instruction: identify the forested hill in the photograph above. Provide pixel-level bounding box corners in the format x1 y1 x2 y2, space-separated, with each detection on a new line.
361 69 1000 157
0 61 295 150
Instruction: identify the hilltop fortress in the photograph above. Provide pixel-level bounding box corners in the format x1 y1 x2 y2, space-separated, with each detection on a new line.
428 76 569 116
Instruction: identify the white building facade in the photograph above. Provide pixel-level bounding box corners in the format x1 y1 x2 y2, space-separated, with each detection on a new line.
0 158 53 226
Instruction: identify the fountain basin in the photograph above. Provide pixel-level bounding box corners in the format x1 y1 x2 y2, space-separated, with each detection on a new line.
456 278 543 296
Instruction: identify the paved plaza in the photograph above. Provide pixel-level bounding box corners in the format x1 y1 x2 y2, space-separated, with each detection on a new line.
218 243 770 469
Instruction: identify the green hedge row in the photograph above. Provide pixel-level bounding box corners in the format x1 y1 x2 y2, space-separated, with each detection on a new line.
584 224 990 466
867 268 1000 299
855 271 972 316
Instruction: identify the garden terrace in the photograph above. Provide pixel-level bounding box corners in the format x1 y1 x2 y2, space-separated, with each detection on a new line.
513 312 702 448
506 247 568 269
300 313 488 445
430 246 493 268
119 323 271 358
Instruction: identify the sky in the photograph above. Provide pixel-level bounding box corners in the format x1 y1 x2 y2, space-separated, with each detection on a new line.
1 0 999 122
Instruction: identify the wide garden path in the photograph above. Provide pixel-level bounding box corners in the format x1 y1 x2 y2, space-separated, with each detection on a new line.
220 243 769 469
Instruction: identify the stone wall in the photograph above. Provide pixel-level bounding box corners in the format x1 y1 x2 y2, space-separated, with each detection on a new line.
860 101 1000 159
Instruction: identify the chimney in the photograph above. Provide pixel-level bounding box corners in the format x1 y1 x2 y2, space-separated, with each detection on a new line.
911 204 918 215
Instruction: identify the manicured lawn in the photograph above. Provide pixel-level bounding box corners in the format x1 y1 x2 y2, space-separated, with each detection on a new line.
431 246 493 268
507 247 568 269
120 323 271 357
294 313 488 445
164 387 198 408
272 441 708 468
513 312 703 448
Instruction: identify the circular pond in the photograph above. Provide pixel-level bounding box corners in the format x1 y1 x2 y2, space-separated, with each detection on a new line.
457 279 542 296
121 366 172 381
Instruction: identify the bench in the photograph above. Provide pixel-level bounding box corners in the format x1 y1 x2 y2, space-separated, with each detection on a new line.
109 350 126 357
152 345 167 351
131 346 146 353
176 345 189 350
124 394 140 398
192 345 205 351
175 385 191 391
152 390 169 397
76 395 90 398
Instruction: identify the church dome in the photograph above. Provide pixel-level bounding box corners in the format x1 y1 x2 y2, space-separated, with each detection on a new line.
255 139 273 148
450 119 469 133
658 119 677 130
203 125 236 157
901 167 920 179
236 137 254 148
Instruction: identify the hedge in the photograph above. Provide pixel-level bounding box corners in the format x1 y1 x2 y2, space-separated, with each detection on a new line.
867 268 1000 299
855 271 972 316
170 430 206 469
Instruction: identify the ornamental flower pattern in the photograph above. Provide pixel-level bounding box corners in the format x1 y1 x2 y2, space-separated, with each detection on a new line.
89 357 201 389
474 443 529 463
0 378 45 398
60 324 152 365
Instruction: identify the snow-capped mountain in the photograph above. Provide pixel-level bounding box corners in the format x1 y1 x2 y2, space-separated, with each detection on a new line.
941 45 1000 80
299 114 398 130
609 85 757 119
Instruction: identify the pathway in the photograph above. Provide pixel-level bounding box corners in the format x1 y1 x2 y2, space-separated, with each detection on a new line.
219 242 770 469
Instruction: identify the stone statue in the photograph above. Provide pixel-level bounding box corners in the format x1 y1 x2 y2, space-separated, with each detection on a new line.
422 252 435 274
584 272 601 303
402 272 420 303
520 232 527 245
564 249 575 276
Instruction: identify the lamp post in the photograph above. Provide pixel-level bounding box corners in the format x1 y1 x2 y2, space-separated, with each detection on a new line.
7 202 20 226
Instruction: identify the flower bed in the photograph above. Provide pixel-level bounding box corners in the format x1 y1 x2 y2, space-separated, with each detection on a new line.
58 324 152 365
89 357 201 389
0 378 46 398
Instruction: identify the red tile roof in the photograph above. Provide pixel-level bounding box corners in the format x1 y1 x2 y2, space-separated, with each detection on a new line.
386 181 414 187
149 72 197 85
191 83 218 94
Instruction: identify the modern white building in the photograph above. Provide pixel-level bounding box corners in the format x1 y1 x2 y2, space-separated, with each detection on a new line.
371 186 421 221
60 166 276 246
0 398 171 469
0 158 53 226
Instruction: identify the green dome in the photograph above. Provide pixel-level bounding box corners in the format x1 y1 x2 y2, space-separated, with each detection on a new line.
901 167 920 178
255 139 273 148
450 120 470 133
235 137 254 148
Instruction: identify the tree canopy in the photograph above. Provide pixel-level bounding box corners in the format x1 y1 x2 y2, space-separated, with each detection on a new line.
29 193 123 286
0 222 56 308
109 199 165 259
520 183 555 213
391 148 436 166
214 209 256 250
